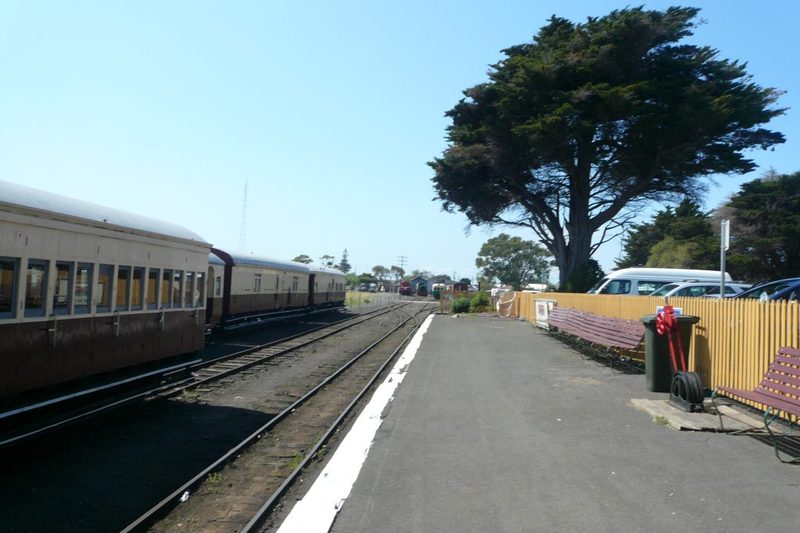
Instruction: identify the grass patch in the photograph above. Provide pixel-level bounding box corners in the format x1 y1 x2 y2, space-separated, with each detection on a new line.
654 415 670 426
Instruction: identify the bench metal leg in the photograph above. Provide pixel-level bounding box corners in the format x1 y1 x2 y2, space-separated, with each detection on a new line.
763 408 800 465
711 391 780 436
710 390 726 431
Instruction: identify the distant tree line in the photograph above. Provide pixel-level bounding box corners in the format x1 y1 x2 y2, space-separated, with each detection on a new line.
617 171 800 283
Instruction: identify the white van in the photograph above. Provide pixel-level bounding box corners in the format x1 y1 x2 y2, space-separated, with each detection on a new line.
588 268 732 296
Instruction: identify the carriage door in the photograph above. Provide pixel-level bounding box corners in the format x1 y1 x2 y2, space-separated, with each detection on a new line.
205 266 214 324
308 274 316 307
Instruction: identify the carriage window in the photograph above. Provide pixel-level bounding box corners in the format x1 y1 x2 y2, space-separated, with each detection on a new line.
25 259 48 317
116 266 131 311
173 271 183 308
161 270 173 308
254 273 262 293
214 276 222 297
184 272 194 306
147 269 159 310
161 269 172 309
74 263 92 314
292 276 298 291
131 267 145 310
195 272 205 307
96 264 113 312
0 258 18 319
53 262 73 315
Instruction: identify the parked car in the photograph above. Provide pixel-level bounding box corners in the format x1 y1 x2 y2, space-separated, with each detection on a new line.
587 267 731 296
734 278 800 302
649 281 750 298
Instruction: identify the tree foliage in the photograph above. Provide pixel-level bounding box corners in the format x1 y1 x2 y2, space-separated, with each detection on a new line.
616 199 717 269
390 265 405 280
475 233 551 291
725 171 800 281
408 269 433 280
292 254 313 264
430 6 784 287
372 265 390 280
346 273 360 288
562 259 604 293
336 249 352 273
469 291 491 312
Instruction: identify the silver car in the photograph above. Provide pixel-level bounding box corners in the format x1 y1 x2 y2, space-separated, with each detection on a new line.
649 281 751 298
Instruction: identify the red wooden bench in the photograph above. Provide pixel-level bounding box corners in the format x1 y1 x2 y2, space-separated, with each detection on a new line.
547 306 645 350
714 346 800 464
546 306 576 333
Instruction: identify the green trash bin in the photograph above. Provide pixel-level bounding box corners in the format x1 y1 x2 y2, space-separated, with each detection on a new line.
641 314 700 392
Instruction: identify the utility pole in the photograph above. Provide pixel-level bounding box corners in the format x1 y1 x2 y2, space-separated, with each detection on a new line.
397 256 407 274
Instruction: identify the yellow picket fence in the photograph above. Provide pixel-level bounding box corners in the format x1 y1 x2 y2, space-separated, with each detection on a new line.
511 292 799 394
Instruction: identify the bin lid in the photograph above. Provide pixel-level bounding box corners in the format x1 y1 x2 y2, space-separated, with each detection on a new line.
641 314 699 324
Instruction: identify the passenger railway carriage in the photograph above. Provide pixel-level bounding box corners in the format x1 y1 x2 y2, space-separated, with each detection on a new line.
205 250 346 331
206 249 311 330
0 180 348 400
0 180 211 398
308 265 347 310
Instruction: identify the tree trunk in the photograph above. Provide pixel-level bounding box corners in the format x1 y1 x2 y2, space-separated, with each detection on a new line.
557 145 594 288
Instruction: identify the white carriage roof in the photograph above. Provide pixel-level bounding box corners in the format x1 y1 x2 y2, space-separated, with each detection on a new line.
308 265 346 276
0 179 209 244
213 249 311 273
208 253 226 266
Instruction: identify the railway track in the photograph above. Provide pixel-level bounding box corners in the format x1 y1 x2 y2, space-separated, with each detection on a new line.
123 303 436 532
0 301 436 532
0 303 407 450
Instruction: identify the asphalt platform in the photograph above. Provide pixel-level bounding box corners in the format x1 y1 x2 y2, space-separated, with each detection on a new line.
325 314 799 533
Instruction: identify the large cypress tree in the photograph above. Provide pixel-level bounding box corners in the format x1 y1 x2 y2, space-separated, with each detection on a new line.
430 6 784 289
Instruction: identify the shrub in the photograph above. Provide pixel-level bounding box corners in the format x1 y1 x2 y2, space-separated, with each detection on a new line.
470 291 491 312
452 297 471 314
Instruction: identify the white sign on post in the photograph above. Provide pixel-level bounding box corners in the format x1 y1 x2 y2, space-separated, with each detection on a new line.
721 219 730 251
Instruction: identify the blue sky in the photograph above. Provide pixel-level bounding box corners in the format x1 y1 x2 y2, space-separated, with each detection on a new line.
2 1 798 283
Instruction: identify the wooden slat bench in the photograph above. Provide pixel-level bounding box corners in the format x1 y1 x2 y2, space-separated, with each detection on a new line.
547 306 645 350
714 346 800 463
546 306 576 333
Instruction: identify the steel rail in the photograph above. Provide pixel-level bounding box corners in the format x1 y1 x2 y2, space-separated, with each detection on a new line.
0 376 195 449
0 304 403 450
0 359 199 422
122 304 434 532
242 304 433 532
184 303 409 389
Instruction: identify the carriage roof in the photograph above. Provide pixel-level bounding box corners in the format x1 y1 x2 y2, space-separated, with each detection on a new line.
0 179 208 244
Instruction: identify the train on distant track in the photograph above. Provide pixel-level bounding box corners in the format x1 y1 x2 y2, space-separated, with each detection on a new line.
398 280 413 296
0 180 346 400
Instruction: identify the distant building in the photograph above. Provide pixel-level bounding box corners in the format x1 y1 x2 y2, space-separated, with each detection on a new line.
523 283 548 293
409 276 429 293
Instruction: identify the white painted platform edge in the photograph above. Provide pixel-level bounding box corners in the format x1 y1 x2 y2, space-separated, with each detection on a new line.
276 313 435 533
